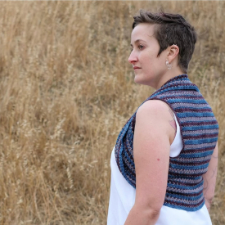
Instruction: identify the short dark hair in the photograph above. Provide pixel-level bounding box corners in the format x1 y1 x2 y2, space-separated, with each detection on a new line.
132 10 197 73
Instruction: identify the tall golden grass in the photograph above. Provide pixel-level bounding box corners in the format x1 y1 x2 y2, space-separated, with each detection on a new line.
0 1 224 224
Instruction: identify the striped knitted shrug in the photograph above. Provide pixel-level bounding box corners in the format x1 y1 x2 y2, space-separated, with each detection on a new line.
114 74 219 211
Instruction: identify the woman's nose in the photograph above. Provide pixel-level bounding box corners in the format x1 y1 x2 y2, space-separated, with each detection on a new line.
128 51 138 64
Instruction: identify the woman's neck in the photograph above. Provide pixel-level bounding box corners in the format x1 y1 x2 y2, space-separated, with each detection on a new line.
155 67 185 90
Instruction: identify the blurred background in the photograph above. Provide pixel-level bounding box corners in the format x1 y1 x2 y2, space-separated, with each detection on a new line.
0 1 224 224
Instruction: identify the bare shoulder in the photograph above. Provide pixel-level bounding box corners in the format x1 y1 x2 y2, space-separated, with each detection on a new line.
136 100 176 144
136 100 172 119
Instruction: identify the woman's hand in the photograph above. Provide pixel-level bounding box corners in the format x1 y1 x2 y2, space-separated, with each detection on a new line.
124 100 177 225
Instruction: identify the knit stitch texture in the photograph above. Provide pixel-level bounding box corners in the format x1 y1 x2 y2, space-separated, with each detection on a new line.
114 74 219 211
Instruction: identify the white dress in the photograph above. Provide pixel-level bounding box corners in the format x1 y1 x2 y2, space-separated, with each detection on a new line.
107 114 212 225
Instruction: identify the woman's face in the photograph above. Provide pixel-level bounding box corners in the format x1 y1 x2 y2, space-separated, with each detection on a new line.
128 23 168 88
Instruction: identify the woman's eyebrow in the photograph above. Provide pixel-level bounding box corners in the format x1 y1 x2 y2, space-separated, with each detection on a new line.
130 39 145 47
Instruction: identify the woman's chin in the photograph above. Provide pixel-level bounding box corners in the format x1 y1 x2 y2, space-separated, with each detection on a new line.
134 75 144 85
134 75 140 83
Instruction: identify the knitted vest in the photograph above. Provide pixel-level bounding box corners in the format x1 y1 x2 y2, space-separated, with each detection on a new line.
114 74 219 211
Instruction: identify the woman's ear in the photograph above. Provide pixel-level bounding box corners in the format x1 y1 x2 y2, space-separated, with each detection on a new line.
167 44 179 63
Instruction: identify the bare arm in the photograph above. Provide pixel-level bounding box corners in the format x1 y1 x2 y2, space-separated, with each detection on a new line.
202 142 219 212
124 100 175 225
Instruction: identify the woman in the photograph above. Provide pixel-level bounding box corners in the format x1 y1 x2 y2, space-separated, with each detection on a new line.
107 10 219 225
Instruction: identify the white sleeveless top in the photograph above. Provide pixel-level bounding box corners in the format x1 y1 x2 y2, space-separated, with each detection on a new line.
107 114 212 225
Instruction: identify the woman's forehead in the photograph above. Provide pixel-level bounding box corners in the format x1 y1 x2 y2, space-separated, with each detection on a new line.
131 24 155 44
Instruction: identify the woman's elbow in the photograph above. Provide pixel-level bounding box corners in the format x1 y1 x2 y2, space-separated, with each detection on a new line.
147 208 161 220
136 202 161 221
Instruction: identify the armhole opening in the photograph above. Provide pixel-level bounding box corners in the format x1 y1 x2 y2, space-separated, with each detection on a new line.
145 98 185 158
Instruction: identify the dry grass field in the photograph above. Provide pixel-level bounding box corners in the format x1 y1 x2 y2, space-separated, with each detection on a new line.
0 1 224 224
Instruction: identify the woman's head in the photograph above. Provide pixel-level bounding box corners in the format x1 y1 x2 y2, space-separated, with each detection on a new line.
132 10 197 74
